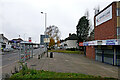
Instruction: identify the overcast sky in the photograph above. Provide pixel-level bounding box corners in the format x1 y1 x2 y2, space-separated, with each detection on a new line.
0 0 119 43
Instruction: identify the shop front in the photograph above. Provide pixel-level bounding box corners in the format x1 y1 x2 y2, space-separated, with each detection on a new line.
84 39 120 66
95 45 114 65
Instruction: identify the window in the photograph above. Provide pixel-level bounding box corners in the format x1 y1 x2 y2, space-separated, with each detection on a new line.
117 8 120 16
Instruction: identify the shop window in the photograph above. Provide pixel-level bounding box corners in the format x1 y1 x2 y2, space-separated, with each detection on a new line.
117 8 120 16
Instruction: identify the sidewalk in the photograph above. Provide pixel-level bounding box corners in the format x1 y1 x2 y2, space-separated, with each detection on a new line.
26 52 118 78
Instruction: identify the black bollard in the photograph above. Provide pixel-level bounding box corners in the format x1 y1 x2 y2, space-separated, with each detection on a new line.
50 52 53 58
38 54 40 59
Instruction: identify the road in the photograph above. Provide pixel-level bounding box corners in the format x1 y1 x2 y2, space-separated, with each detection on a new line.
2 48 44 67
1 48 45 76
1 49 118 78
2 50 19 67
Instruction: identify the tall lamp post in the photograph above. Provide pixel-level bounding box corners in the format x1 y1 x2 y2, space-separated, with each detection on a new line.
41 12 48 57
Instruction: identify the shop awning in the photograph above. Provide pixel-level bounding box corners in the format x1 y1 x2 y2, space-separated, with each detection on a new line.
83 39 120 46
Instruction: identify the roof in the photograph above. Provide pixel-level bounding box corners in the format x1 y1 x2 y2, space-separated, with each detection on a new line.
20 41 39 45
12 38 23 41
65 34 78 40
0 34 8 41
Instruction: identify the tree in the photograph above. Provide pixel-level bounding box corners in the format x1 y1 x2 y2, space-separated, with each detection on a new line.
46 25 60 40
57 40 60 47
84 10 89 19
46 25 61 47
94 5 100 15
88 29 94 41
49 37 55 48
76 16 90 42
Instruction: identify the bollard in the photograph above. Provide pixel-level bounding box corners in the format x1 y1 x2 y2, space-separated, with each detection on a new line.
38 54 40 59
41 54 42 58
50 52 53 58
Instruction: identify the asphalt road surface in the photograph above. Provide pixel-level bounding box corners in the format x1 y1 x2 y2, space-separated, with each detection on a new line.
1 48 45 75
1 48 45 67
2 50 19 67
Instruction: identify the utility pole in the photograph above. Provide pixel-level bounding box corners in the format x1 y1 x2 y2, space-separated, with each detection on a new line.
41 12 48 57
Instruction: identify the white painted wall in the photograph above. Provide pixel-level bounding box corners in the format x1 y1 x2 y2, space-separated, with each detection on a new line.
6 44 11 48
0 35 2 49
65 40 77 48
0 36 3 43
0 43 1 49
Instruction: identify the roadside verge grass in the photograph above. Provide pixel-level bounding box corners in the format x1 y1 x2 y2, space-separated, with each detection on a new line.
8 63 117 80
9 69 117 80
48 50 84 54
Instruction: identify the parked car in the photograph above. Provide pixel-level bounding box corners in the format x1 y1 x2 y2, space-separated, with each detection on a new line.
3 48 14 52
3 48 10 52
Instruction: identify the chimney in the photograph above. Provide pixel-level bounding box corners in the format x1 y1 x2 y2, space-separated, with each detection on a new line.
1 34 4 37
69 33 72 37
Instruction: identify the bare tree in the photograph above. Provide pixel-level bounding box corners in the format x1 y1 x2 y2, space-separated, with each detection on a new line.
46 25 61 47
84 9 89 19
94 5 100 15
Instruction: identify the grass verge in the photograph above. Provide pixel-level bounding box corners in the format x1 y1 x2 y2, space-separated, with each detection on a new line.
48 50 84 54
9 69 116 80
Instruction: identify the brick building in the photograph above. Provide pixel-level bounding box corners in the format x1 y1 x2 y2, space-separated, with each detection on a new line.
84 1 120 66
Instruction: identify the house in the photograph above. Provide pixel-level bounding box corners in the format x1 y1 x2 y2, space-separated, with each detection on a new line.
0 34 11 50
60 33 78 49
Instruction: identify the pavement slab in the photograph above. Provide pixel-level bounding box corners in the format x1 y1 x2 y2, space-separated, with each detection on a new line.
26 52 118 78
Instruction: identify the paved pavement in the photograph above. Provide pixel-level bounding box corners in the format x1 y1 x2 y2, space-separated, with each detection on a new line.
26 52 118 78
1 50 118 78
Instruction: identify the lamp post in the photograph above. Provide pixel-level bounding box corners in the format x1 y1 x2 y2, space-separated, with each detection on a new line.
41 12 48 57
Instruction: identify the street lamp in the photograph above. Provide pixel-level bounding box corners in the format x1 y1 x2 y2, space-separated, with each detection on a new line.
41 12 48 57
41 12 47 34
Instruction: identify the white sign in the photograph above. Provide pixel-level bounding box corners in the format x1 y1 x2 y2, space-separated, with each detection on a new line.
96 5 112 26
88 41 97 46
44 38 50 43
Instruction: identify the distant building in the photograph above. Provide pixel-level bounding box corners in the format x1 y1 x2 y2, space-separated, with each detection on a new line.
61 33 78 49
9 38 23 49
40 35 49 46
0 34 9 49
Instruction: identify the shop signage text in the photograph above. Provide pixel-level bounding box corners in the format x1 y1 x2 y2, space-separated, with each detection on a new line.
106 40 116 45
96 5 112 26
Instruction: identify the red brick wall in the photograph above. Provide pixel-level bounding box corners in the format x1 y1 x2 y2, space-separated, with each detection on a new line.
94 2 117 40
86 46 95 59
86 2 117 60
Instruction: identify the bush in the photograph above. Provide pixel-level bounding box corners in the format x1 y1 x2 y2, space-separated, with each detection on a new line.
66 48 76 51
79 46 85 51
47 48 51 50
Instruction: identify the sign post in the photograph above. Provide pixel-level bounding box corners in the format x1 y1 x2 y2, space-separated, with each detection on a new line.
44 38 50 57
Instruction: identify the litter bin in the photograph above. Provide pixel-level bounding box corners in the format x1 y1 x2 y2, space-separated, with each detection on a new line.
50 52 53 58
38 54 40 59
